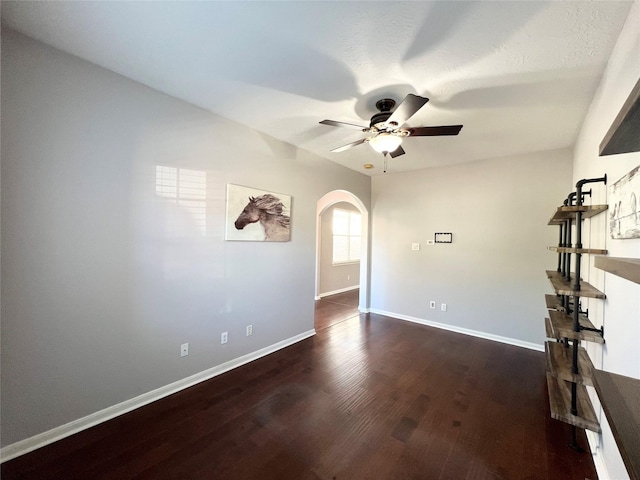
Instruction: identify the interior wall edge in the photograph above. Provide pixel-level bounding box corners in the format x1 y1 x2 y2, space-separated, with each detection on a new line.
586 429 613 480
0 329 316 463
369 309 545 353
317 285 360 298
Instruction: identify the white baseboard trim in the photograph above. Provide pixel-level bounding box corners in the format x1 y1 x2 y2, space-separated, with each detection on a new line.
369 309 544 352
0 329 316 463
587 429 620 480
316 285 359 299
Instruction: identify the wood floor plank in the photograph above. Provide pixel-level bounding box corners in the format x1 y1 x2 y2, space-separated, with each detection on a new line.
314 289 360 330
2 302 597 480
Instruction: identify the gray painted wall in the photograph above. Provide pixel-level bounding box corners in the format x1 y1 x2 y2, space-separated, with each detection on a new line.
0 30 371 447
319 202 360 295
370 149 572 345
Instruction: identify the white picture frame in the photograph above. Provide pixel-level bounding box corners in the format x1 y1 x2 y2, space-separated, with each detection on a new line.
609 165 640 239
225 184 291 242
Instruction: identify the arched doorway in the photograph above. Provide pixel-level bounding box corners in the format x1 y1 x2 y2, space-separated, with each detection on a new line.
315 190 369 313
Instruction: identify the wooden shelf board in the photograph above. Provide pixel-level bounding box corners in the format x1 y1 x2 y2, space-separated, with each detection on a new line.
594 256 640 285
545 342 594 386
548 310 604 344
593 370 640 480
548 205 609 224
544 318 555 339
546 270 606 299
600 76 640 157
545 294 564 311
546 373 601 433
548 246 608 255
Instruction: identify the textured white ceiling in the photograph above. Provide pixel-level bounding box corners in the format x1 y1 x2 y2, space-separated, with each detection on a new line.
1 1 634 175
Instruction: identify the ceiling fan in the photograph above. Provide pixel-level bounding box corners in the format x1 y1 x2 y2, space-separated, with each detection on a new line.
320 94 463 160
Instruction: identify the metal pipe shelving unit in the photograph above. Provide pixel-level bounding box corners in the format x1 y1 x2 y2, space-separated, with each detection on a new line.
544 175 607 450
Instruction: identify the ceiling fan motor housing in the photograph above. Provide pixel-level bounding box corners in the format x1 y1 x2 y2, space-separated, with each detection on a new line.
370 98 396 128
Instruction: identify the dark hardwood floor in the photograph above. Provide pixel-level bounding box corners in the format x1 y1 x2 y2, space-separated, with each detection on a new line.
314 289 360 331
2 304 597 479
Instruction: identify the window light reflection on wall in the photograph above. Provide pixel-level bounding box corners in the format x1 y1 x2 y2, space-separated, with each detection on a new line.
155 166 207 236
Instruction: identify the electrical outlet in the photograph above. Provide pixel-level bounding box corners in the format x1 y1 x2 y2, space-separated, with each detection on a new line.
221 332 228 344
429 301 436 309
441 304 447 312
180 343 189 357
246 325 253 336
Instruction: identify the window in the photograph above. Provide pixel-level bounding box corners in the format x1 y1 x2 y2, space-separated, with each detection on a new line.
155 166 207 235
332 208 361 264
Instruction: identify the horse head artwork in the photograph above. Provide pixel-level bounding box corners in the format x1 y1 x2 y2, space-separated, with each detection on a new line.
234 194 291 241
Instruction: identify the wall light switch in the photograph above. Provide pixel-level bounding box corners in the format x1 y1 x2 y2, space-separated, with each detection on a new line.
412 243 420 251
427 240 435 246
429 301 436 309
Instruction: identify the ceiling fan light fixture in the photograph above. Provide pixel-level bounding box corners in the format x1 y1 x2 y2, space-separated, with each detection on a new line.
320 94 462 160
369 133 402 154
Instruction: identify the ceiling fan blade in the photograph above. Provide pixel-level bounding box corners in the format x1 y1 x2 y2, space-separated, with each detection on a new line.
320 119 367 130
389 145 405 158
330 138 368 153
387 94 429 127
408 125 463 136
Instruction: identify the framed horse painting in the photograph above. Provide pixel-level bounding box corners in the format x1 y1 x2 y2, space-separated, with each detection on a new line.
225 184 292 241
